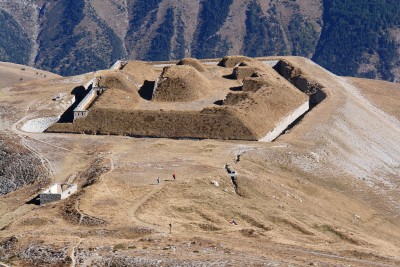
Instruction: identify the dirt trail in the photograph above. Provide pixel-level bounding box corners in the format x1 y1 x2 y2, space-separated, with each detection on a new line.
70 238 83 267
102 156 163 231
130 185 164 228
11 115 56 178
103 178 164 231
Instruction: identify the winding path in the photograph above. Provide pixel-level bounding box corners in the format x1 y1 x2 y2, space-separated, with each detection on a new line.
102 156 164 231
70 238 83 267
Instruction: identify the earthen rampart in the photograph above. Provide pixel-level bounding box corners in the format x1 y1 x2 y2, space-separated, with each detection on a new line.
273 60 326 107
48 107 258 140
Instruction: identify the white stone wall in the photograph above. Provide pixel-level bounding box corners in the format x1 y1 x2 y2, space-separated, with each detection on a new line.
45 183 62 194
40 183 77 204
75 89 96 111
262 60 279 67
61 184 77 199
111 60 127 70
259 101 310 142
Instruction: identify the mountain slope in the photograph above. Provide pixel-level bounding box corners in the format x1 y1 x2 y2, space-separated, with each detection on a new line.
0 57 400 265
0 0 399 81
312 0 400 81
0 62 60 88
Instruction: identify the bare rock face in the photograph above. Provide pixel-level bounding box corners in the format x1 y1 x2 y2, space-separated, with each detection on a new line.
152 65 212 102
19 244 71 266
0 236 18 252
0 236 18 262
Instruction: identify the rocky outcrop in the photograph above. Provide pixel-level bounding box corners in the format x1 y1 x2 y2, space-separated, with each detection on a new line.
19 244 71 266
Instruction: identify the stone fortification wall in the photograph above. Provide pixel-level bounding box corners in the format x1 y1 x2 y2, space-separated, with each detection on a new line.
110 60 128 70
75 89 96 111
259 101 310 142
39 194 61 205
61 184 77 199
73 89 96 120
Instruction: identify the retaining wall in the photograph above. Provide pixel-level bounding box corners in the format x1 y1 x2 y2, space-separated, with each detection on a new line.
73 89 96 120
61 184 78 199
39 194 61 205
259 101 310 142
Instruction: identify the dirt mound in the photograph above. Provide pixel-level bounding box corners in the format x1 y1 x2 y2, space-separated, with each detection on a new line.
223 92 251 106
218 56 254 68
96 70 139 93
121 60 159 84
177 58 206 72
92 88 141 110
152 65 212 102
242 77 271 92
232 66 259 80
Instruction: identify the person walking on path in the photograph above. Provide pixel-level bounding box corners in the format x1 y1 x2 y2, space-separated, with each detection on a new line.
157 177 160 185
173 173 176 180
169 223 172 234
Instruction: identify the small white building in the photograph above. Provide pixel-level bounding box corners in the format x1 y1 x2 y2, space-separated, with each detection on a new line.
39 183 77 205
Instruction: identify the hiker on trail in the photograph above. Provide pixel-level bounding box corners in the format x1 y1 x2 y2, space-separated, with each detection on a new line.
169 223 172 234
173 173 176 180
225 164 232 174
235 154 241 164
157 177 160 184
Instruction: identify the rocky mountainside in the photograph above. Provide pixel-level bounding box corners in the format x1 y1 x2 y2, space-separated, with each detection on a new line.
1 0 400 81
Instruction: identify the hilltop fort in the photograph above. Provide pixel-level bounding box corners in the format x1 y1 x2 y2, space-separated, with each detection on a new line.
47 56 325 141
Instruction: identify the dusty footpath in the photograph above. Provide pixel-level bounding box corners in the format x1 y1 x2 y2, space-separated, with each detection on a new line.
0 57 400 266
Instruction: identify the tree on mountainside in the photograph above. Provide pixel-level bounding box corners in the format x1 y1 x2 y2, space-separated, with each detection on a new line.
243 1 288 57
192 0 233 59
313 0 400 80
0 10 31 64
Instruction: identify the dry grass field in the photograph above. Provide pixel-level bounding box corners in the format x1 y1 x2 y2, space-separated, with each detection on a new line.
0 62 60 89
1 57 400 266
